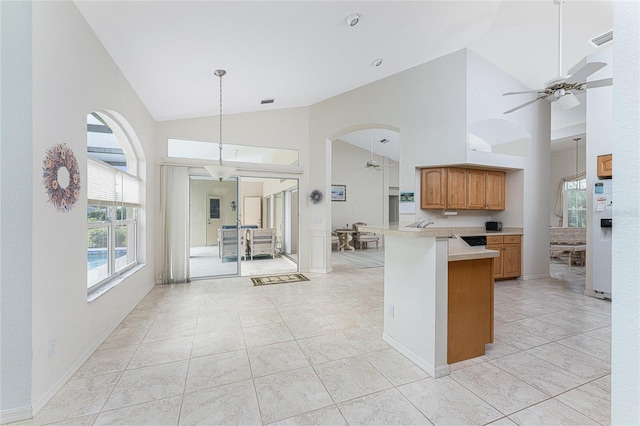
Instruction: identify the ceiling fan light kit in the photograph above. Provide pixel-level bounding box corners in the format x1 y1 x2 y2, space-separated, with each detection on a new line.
557 92 580 109
503 0 612 114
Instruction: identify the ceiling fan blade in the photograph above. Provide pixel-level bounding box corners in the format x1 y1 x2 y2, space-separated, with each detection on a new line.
503 89 545 96
503 95 548 114
557 92 580 110
566 62 607 84
585 78 613 89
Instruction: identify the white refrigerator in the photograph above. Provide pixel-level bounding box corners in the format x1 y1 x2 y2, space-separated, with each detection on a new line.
592 179 612 297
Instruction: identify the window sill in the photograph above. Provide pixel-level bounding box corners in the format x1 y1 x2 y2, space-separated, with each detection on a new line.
87 263 146 303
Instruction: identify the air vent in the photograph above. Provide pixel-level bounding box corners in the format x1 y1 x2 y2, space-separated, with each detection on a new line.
261 99 274 105
590 29 613 47
379 138 390 144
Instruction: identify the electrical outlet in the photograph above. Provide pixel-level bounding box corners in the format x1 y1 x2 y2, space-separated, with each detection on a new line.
388 304 395 318
48 338 56 357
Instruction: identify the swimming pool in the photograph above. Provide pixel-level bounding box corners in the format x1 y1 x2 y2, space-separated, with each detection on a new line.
87 248 127 270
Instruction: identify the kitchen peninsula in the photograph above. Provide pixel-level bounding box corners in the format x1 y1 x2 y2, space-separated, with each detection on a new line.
360 225 500 378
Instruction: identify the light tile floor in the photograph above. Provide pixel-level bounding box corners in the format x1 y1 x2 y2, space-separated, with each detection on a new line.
12 262 611 425
190 246 299 279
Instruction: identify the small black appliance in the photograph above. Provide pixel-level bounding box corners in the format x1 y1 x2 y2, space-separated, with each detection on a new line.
485 221 502 231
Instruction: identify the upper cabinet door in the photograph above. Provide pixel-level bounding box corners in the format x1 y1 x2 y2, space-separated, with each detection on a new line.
421 168 446 209
597 154 612 178
446 168 467 209
467 169 486 209
485 171 505 210
420 167 505 211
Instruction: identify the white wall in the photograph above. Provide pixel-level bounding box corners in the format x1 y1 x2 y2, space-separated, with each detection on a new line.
611 2 640 422
308 49 469 270
0 1 33 420
28 1 157 415
300 48 548 277
331 140 390 230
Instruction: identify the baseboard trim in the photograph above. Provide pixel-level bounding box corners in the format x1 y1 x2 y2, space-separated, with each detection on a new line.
382 332 450 378
32 283 154 416
0 405 32 424
585 289 608 300
521 273 550 280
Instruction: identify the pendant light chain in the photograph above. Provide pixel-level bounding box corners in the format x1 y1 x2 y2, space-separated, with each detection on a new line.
204 69 235 181
215 69 226 165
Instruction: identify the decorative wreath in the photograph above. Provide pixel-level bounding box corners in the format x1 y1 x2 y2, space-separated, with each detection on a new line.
42 143 81 212
310 189 323 204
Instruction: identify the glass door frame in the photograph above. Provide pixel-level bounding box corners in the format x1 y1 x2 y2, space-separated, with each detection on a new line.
188 175 241 280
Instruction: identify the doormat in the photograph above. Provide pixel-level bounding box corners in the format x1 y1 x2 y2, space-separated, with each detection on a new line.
252 273 309 286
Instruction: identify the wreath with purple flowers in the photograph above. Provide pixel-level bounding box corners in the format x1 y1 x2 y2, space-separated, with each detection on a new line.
42 143 81 212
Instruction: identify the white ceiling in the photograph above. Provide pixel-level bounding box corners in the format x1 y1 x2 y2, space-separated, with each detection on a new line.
75 1 612 123
339 128 400 162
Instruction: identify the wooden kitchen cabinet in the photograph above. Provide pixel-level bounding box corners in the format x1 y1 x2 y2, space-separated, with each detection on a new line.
448 257 494 363
421 167 505 211
447 168 467 209
485 171 506 210
486 235 521 279
420 168 446 209
466 169 486 209
467 169 505 210
597 154 612 178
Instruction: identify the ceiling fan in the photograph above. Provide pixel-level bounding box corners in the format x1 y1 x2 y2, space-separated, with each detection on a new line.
503 0 612 114
355 129 396 172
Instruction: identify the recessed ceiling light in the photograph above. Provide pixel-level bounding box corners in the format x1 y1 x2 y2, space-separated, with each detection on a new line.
345 13 361 27
590 29 613 47
261 99 274 105
371 58 383 67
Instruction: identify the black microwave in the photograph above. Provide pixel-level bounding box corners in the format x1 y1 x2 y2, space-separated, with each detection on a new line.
485 221 502 231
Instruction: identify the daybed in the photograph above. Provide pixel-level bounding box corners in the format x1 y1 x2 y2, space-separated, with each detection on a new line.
549 227 586 266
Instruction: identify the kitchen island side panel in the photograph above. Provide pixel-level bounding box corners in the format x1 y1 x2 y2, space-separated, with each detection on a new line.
382 235 449 377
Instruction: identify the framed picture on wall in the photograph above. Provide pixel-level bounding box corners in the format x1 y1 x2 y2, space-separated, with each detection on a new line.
331 185 346 202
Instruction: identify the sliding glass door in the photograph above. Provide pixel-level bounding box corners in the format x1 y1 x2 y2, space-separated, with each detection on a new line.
189 176 240 279
188 175 299 279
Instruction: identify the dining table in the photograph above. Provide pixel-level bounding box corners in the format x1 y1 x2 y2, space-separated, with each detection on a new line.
334 229 357 251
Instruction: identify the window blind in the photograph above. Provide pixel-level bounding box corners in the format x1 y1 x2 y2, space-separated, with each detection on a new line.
88 158 140 205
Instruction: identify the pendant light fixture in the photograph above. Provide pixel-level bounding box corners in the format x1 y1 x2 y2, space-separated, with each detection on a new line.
205 69 236 181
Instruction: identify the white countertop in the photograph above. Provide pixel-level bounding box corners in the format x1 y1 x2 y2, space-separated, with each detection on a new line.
359 224 454 238
360 225 513 261
447 236 499 262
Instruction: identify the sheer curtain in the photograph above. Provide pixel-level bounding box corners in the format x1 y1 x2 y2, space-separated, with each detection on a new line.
161 165 190 284
554 171 586 227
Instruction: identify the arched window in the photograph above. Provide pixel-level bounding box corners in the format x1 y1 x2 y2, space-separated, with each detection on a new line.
86 112 141 292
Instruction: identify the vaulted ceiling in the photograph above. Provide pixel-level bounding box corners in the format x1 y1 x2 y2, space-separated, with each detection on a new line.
75 1 612 125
